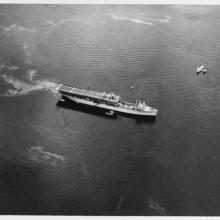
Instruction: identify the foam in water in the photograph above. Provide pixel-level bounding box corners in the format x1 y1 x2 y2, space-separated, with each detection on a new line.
0 72 58 97
144 15 171 23
0 63 19 71
45 20 57 26
1 23 35 65
158 15 171 23
45 18 77 35
147 198 166 214
28 145 65 167
27 69 37 81
112 14 171 25
22 43 32 59
115 195 125 212
2 24 36 35
111 15 154 26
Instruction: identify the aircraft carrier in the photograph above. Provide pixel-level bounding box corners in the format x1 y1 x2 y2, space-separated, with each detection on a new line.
56 84 158 117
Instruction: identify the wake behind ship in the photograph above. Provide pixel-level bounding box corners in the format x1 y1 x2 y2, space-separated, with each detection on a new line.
56 84 158 117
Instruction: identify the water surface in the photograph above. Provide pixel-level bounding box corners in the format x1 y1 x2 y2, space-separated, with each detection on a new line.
0 5 220 215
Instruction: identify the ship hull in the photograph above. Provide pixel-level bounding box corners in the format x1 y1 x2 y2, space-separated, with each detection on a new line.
61 95 157 117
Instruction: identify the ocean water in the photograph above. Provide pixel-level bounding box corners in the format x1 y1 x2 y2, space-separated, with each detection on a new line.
0 5 220 215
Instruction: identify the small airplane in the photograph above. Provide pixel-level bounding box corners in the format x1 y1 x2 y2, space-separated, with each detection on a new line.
196 65 207 74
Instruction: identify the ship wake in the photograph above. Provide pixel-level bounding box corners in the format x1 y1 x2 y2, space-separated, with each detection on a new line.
0 65 58 97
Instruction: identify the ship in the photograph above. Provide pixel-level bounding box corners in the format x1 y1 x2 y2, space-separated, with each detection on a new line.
56 84 158 117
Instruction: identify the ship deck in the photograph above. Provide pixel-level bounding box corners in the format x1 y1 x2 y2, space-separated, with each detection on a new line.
58 84 106 100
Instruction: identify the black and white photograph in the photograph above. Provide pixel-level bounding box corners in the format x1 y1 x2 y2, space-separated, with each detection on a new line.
0 2 220 216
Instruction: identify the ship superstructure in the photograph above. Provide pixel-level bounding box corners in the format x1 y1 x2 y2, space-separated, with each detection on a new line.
56 84 157 117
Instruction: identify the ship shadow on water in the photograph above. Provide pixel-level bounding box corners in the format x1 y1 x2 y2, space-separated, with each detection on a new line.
56 98 118 120
56 96 156 123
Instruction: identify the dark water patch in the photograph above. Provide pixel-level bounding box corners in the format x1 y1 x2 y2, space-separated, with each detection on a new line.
0 159 43 214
